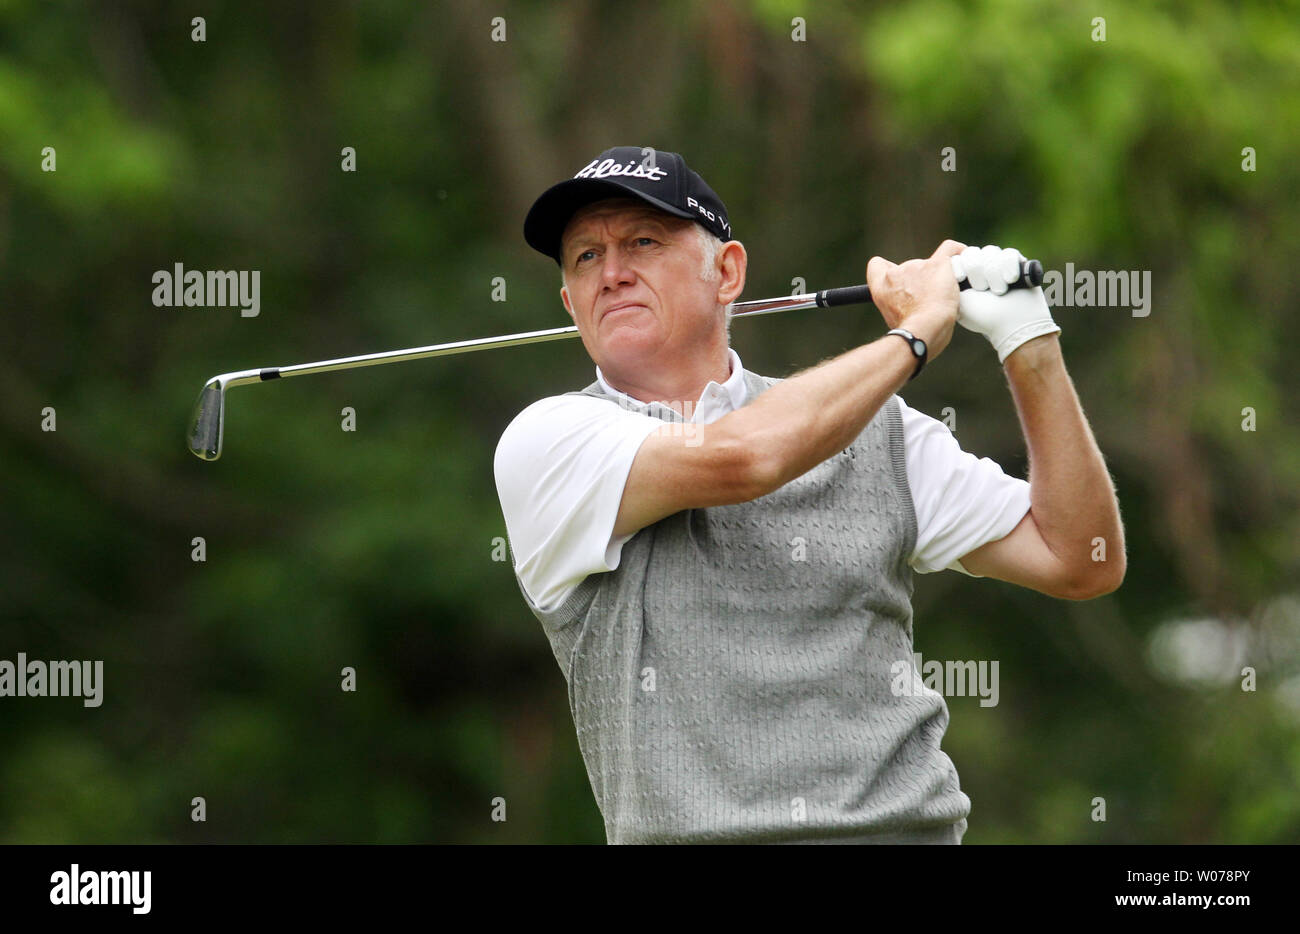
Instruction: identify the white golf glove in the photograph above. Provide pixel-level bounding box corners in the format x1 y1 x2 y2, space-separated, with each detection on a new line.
951 244 1060 364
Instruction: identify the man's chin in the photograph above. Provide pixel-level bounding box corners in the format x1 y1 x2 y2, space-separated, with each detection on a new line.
597 334 664 377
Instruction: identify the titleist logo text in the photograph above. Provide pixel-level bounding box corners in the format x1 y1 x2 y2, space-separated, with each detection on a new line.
574 158 669 182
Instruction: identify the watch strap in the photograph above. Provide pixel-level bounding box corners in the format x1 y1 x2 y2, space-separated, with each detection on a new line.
886 328 927 381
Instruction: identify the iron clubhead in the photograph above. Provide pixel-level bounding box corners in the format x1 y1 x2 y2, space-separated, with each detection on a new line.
188 378 226 461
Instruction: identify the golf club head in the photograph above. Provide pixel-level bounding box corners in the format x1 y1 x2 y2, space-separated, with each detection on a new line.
188 378 226 461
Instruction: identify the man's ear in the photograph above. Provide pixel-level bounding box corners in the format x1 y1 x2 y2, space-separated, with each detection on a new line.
716 240 748 307
560 285 575 321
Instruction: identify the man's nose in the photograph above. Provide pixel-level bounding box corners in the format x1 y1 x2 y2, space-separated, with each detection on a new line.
599 245 636 289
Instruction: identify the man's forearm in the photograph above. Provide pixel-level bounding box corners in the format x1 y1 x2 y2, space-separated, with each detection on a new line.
1003 334 1125 586
723 334 917 492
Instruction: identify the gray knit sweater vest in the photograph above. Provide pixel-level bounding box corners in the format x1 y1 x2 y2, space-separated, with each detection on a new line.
514 367 970 843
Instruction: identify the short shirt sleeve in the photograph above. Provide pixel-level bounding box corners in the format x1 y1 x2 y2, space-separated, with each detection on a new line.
493 394 664 612
897 395 1032 577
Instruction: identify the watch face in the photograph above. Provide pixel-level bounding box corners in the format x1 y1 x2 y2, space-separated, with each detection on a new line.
912 338 927 357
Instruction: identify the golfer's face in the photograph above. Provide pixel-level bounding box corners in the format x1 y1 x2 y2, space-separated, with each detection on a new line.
559 201 716 371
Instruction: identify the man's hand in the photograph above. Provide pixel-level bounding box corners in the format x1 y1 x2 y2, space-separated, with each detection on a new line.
866 240 967 360
952 244 1061 364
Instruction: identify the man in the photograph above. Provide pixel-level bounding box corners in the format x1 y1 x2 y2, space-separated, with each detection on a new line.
495 146 1124 844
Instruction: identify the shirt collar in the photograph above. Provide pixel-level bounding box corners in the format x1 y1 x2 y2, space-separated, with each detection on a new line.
595 347 747 422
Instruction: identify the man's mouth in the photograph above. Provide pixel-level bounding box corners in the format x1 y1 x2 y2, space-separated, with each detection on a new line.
601 302 646 322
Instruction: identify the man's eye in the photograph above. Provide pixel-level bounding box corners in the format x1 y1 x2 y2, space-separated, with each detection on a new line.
634 237 656 247
576 250 596 264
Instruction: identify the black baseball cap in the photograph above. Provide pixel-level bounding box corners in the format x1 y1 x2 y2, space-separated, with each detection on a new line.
524 146 734 265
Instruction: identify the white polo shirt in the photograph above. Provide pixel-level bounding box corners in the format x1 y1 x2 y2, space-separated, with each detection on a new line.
495 347 1031 612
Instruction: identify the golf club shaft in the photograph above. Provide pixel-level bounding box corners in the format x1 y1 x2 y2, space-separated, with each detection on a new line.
250 290 850 385
235 259 1042 385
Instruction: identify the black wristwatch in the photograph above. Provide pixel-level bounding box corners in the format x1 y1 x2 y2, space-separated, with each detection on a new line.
886 328 928 381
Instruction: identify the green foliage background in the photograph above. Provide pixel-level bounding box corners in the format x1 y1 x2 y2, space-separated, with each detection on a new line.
1 0 1297 843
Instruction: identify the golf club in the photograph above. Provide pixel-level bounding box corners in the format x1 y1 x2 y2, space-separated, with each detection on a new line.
188 258 1044 460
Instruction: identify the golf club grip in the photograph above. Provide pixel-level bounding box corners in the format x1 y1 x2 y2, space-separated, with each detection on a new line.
815 285 873 307
814 258 1044 308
